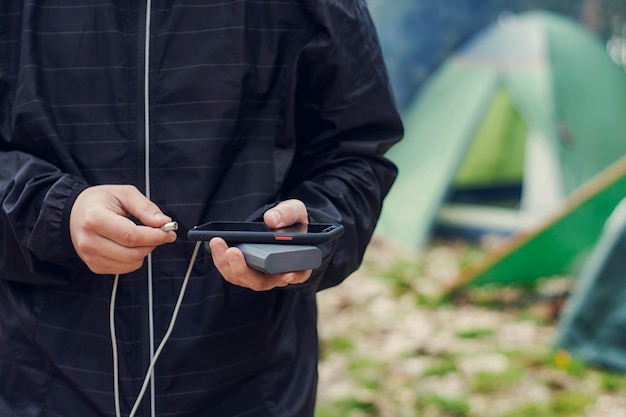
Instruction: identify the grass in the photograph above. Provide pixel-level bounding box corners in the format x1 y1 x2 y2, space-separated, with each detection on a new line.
422 357 458 378
316 238 626 417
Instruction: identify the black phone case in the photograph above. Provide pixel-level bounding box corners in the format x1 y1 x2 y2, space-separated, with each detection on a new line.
187 222 344 244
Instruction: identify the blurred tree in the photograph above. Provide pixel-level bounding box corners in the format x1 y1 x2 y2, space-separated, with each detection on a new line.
602 0 626 66
368 0 626 110
590 0 626 37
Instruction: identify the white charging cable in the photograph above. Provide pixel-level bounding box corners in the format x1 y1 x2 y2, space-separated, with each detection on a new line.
110 239 201 417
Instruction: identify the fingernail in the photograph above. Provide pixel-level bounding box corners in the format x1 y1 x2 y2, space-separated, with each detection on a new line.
269 210 282 226
283 274 294 284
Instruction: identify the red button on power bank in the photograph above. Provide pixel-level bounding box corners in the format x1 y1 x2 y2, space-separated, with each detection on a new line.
274 235 293 241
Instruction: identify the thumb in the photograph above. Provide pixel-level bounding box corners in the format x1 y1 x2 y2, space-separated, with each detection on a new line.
116 185 171 228
263 199 308 228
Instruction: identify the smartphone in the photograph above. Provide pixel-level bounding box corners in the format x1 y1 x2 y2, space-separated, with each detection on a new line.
187 221 344 245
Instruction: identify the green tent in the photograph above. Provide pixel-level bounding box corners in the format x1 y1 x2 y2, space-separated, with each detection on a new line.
554 197 626 373
448 155 626 289
376 11 626 252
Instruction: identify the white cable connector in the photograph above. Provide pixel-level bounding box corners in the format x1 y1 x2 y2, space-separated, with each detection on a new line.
159 221 178 232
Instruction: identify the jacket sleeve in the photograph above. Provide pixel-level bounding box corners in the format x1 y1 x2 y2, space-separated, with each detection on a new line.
0 148 88 285
0 2 91 285
281 0 403 291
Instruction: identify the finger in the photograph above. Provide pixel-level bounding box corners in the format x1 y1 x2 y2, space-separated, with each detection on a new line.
96 214 176 248
208 237 230 271
278 269 313 285
263 199 308 229
74 233 155 275
208 238 244 285
219 247 273 289
247 269 312 289
88 254 147 276
74 185 176 247
115 185 172 228
209 238 288 291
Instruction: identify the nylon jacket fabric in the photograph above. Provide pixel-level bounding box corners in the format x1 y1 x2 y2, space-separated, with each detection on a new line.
0 1 402 416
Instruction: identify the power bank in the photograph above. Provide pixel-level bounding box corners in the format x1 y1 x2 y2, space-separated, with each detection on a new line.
235 243 322 274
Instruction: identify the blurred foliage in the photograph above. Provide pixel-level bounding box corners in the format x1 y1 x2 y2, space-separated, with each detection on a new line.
316 243 626 417
366 0 626 109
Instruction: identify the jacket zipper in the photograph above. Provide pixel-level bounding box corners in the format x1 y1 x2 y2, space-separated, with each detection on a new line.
142 1 157 416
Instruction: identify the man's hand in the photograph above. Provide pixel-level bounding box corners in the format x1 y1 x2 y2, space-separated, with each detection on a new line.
70 185 177 275
208 199 313 291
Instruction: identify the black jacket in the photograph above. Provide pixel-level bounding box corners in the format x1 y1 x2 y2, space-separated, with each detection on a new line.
0 1 402 416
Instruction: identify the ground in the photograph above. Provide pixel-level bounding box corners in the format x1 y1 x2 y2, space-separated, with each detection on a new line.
315 236 626 417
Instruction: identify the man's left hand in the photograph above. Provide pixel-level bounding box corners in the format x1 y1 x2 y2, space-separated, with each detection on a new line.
208 199 313 291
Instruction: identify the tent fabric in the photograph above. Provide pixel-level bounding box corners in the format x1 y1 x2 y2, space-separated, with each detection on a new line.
448 156 626 289
454 88 527 188
376 11 626 250
554 198 626 373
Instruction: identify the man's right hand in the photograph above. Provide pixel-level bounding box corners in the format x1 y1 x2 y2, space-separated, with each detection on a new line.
69 185 176 275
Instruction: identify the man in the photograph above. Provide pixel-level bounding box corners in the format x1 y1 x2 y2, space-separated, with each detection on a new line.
0 1 402 416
